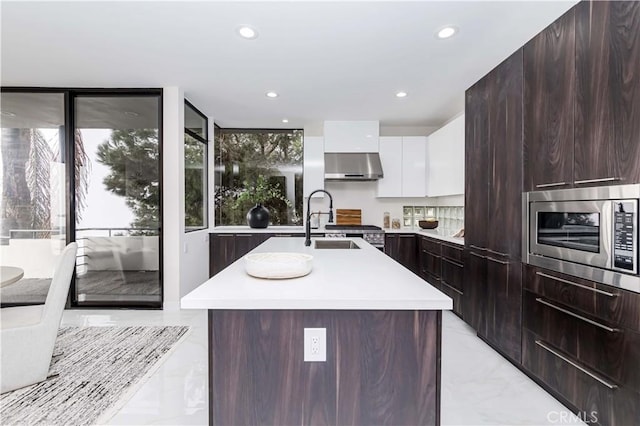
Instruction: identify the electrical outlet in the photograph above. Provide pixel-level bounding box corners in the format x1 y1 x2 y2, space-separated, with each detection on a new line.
304 328 326 362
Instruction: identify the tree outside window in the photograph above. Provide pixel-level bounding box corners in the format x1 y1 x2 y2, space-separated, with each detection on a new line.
214 129 303 226
184 101 208 231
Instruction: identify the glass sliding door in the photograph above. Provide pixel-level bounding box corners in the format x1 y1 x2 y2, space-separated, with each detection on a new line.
0 91 68 306
73 93 161 307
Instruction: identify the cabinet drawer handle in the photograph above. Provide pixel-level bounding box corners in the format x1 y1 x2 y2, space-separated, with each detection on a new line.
236 234 253 237
442 281 463 295
469 245 484 251
486 248 508 257
422 249 441 258
535 272 617 297
442 258 464 268
218 234 234 237
574 177 620 185
487 256 509 265
400 235 414 238
469 252 486 259
535 182 568 188
534 340 618 389
535 298 619 332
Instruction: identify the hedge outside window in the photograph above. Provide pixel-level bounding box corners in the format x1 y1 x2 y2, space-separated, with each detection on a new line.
184 101 208 231
214 129 303 226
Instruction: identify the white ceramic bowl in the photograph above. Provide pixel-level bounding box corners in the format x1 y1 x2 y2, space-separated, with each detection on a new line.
244 252 313 279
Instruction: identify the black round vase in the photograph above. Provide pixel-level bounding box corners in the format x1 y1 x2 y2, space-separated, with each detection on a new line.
247 204 270 228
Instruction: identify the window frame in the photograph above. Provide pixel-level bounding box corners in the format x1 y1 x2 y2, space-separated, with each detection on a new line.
184 99 209 232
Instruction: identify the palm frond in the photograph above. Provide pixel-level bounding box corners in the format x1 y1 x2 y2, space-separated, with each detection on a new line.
24 129 52 233
74 129 91 221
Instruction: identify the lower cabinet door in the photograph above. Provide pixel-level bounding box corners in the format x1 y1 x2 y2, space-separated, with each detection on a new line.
485 255 522 363
463 249 487 334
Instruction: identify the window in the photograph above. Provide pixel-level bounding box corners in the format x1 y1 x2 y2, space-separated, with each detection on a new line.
0 91 66 305
184 101 208 231
214 129 303 226
0 88 163 309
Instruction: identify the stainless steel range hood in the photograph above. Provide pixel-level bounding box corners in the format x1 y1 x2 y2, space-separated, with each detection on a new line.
324 152 384 181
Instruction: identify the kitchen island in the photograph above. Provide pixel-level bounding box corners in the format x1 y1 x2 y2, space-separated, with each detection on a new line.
182 237 452 426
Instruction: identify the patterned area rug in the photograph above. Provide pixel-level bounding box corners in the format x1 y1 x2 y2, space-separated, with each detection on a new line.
0 325 189 425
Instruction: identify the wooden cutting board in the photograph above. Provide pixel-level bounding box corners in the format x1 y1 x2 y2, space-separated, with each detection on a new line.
336 209 362 226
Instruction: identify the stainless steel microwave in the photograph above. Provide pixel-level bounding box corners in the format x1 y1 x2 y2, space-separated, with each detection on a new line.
523 184 640 293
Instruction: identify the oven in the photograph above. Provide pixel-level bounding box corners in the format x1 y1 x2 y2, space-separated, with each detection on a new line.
323 225 385 251
523 184 639 292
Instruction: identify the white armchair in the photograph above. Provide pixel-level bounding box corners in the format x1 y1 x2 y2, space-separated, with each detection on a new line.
0 242 78 393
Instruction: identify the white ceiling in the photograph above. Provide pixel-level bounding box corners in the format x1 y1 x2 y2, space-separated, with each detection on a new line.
1 1 577 130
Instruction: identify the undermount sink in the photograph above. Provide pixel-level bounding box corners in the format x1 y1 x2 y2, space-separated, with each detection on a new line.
314 240 360 249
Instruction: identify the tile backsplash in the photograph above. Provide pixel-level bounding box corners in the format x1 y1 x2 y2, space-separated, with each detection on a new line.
402 205 464 234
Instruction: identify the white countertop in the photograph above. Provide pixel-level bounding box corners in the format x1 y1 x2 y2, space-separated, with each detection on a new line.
383 229 464 245
210 226 306 233
181 237 452 311
210 226 464 245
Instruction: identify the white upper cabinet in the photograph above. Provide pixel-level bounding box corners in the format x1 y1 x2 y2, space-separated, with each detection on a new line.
377 137 403 197
303 136 324 198
376 136 427 197
401 136 427 197
323 121 379 152
426 114 465 196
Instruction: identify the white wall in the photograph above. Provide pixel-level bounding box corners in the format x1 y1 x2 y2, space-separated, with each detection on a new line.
179 117 216 298
162 87 184 310
162 87 212 309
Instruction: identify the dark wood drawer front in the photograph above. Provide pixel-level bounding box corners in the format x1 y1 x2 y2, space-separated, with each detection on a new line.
524 291 640 394
525 265 640 333
440 281 463 317
523 329 640 426
441 243 463 263
420 237 441 255
421 252 441 279
441 258 463 292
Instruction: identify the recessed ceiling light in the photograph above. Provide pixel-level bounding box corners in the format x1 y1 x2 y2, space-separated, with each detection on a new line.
396 91 408 98
237 26 258 39
123 111 139 117
437 26 458 39
1 111 16 117
282 119 289 123
266 91 279 98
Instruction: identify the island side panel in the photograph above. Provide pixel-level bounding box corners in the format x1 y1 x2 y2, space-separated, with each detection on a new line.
208 310 326 425
208 309 441 426
333 310 440 426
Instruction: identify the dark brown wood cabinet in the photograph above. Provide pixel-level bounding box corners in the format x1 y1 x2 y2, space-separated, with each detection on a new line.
463 248 487 335
464 79 490 250
463 49 524 363
464 48 524 258
210 233 303 277
523 8 575 191
208 309 442 426
418 236 441 284
524 1 640 190
416 236 465 317
574 1 640 186
385 234 418 275
210 234 237 277
484 255 522 362
523 265 640 426
439 242 464 318
487 49 524 260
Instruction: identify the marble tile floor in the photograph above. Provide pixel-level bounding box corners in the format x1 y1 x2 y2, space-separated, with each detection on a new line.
59 309 585 426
